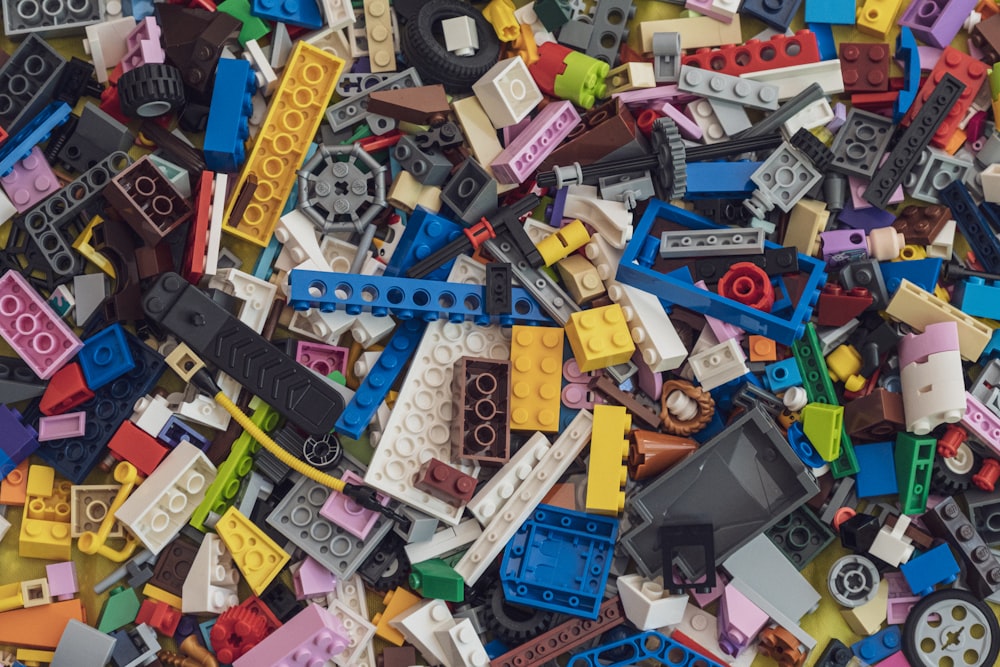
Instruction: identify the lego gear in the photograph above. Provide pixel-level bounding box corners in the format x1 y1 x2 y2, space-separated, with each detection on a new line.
930 442 981 496
117 63 186 119
400 0 501 93
902 589 1000 667
650 117 686 200
487 585 560 644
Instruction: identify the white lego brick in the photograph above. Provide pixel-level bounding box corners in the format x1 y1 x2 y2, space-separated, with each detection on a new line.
466 432 551 525
269 23 293 69
287 309 357 344
0 513 9 546
404 518 483 564
607 281 687 372
442 15 480 56
448 255 487 285
83 17 137 82
204 172 228 277
320 0 355 31
351 313 396 347
276 209 330 271
473 57 543 128
304 26 353 60
320 236 360 273
981 164 1000 203
327 599 376 667
331 573 369 619
900 350 966 435
868 513 915 567
389 599 456 666
564 185 633 248
585 232 624 283
183 533 240 614
522 217 555 245
130 394 174 438
0 188 16 228
454 410 593 586
168 391 231 431
208 268 277 334
665 604 758 667
688 338 748 390
115 441 217 554
438 618 489 667
242 39 278 96
740 60 845 101
781 98 835 137
926 219 956 259
617 574 687 630
686 98 727 144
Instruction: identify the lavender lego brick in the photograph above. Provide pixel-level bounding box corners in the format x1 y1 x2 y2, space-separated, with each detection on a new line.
899 0 978 49
0 146 59 213
37 412 87 441
318 470 389 540
491 100 581 184
46 561 79 600
292 556 338 599
232 604 349 667
121 17 165 72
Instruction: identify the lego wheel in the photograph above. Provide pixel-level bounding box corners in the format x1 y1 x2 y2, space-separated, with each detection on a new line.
118 63 186 119
487 585 560 644
400 0 501 93
902 589 1000 667
930 442 981 496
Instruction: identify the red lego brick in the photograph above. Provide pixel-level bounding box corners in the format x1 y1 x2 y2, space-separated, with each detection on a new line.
210 603 270 664
39 362 94 416
182 171 214 284
681 29 820 77
816 285 874 327
414 458 477 507
840 42 890 93
107 420 169 476
135 599 182 636
902 46 988 149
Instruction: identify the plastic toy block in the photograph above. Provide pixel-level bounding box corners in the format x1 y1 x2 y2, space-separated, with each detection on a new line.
0 460 29 506
77 323 136 391
25 465 54 499
638 15 742 53
37 412 86 442
408 558 464 602
0 35 66 137
415 458 477 508
682 29 818 79
586 404 630 516
804 0 854 23
228 603 347 667
0 147 58 214
501 503 617 619
204 58 257 173
224 42 344 246
0 270 82 381
0 406 39 474
564 304 635 373
855 0 904 38
120 17 164 73
738 0 802 30
923 497 1000 599
373 587 421 645
851 626 902 664
899 542 959 597
252 0 322 28
903 48 985 152
900 0 977 48
104 155 193 246
659 228 764 259
135 598 181 636
217 506 289 595
509 325 563 432
739 60 844 102
885 279 992 363
491 100 580 184
50 618 117 667
854 442 899 498
0 599 85 650
451 356 511 466
182 533 240 614
766 504 835 571
801 403 843 462
319 470 388 539
107 420 168 477
940 181 1000 276
472 57 542 129
764 358 802 393
688 339 748 391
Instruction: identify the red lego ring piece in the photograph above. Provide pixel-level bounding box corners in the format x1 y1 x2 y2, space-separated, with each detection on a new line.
717 262 775 312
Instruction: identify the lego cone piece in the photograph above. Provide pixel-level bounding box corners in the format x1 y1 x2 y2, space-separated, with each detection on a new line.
628 430 697 480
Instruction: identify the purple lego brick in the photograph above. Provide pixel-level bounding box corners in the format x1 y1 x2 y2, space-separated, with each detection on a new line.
37 412 87 441
46 561 78 600
0 270 83 379
318 470 389 539
0 146 59 213
898 321 959 369
837 202 896 232
295 341 349 378
827 102 848 133
820 229 869 266
492 100 581 184
961 392 1000 457
292 557 338 599
614 84 697 106
232 604 349 667
899 0 978 49
0 405 38 463
121 17 166 72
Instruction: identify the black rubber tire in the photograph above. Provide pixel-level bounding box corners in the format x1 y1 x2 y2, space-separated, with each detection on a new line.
401 0 501 92
902 589 1000 667
118 63 186 119
930 444 981 496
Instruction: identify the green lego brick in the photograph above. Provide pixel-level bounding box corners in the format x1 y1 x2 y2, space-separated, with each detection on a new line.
217 0 270 45
409 558 465 602
895 432 936 515
97 586 141 633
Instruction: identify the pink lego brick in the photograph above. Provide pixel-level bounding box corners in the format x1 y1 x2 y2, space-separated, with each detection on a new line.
850 173 904 209
876 651 913 667
695 281 744 342
653 102 704 140
961 392 1000 456
717 584 768 657
37 412 87 441
898 321 960 369
614 84 697 106
0 147 60 213
503 114 534 145
561 382 605 410
292 557 338 599
684 0 735 23
45 562 79 600
0 270 83 380
686 569 727 607
295 341 349 378
318 470 389 539
232 604 348 667
887 594 919 625
492 100 581 184
121 17 166 73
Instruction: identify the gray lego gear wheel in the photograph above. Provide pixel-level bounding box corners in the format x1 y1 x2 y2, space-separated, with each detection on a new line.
297 143 387 235
902 589 1000 667
650 117 686 200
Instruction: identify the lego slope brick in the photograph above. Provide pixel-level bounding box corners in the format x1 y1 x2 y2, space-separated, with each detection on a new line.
0 270 83 380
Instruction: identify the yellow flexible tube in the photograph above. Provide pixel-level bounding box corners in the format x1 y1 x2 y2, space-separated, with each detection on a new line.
214 391 347 493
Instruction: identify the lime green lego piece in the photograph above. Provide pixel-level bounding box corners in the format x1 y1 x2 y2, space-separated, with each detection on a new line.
217 0 271 45
97 586 141 633
895 432 936 515
409 558 465 602
554 51 609 110
990 65 1000 101
801 403 843 462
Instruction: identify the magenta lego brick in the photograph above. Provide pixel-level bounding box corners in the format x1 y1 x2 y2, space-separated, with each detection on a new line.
232 604 349 667
898 321 960 369
492 100 582 184
0 146 60 213
46 561 79 600
37 411 87 441
318 470 389 540
0 270 83 380
295 341 349 378
899 0 978 49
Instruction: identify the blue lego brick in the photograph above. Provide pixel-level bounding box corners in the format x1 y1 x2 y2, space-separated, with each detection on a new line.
983 328 1000 360
955 277 1000 319
204 58 257 173
288 270 556 326
851 626 902 664
805 0 855 24
0 405 39 464
853 442 899 498
253 234 281 281
900 543 960 596
616 199 826 345
684 161 760 200
942 182 1000 275
158 415 211 450
879 258 942 295
0 101 71 176
740 0 804 30
251 0 323 29
30 331 166 483
807 22 838 61
895 27 920 123
567 631 724 667
501 504 618 619
78 323 137 391
383 207 463 281
335 319 428 439
764 358 802 393
0 449 14 479
485 639 510 660
786 421 825 468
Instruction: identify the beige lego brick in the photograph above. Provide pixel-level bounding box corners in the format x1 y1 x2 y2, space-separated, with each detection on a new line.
450 96 515 193
841 579 888 636
784 198 828 256
387 171 442 213
363 0 396 73
638 15 742 53
556 255 605 304
885 279 993 362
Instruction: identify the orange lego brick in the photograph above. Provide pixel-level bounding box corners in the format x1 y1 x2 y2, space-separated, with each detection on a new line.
748 335 778 362
0 460 29 506
372 586 420 646
0 599 85 649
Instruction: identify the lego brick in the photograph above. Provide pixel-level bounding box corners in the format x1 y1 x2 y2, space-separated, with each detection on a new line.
0 599 85 649
906 148 971 204
50 618 117 667
0 35 66 136
678 66 779 111
204 58 257 173
182 533 240 614
326 68 421 130
829 109 893 179
0 270 83 380
923 497 1000 599
941 181 1000 275
885 279 992 363
452 357 511 466
688 339 748 391
606 281 686 373
0 147 58 214
638 15 742 53
491 100 580 184
904 47 986 151
766 504 835 571
586 404 630 516
509 325 563 432
217 506 290 595
233 604 348 667
740 60 844 101
104 155 193 246
659 228 764 259
472 57 542 128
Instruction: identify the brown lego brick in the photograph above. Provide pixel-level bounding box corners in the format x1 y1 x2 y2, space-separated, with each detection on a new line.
892 204 951 245
368 85 451 126
139 121 207 174
90 215 145 322
538 99 640 172
451 357 512 466
104 156 193 246
973 14 1000 64
884 513 935 551
843 388 905 442
414 458 477 507
839 43 890 93
150 536 200 597
627 429 697 480
589 375 661 430
380 646 418 667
